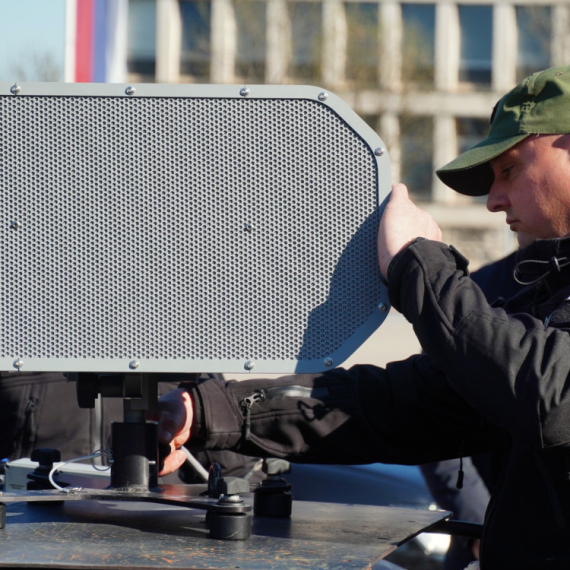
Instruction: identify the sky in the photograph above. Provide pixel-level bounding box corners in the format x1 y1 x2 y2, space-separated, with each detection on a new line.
0 0 66 82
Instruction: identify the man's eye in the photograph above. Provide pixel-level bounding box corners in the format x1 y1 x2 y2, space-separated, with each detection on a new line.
501 166 513 177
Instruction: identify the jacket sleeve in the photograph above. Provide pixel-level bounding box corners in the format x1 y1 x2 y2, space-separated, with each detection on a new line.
185 355 487 465
388 238 570 450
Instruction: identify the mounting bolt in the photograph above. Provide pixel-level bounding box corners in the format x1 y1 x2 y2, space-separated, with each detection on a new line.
378 303 387 312
129 360 140 370
13 359 23 370
10 83 20 95
245 224 254 232
375 147 385 157
125 86 136 96
10 221 21 229
244 360 255 371
324 358 333 367
240 87 250 97
318 92 328 102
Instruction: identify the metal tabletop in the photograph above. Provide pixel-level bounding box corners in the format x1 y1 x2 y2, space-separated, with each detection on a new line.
0 492 449 569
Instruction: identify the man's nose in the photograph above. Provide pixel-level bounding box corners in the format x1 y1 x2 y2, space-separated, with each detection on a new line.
486 184 509 213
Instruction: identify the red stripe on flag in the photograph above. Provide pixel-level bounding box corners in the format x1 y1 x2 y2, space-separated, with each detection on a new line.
76 0 95 82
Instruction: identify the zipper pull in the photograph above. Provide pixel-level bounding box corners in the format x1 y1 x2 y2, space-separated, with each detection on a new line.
25 396 39 446
240 391 265 441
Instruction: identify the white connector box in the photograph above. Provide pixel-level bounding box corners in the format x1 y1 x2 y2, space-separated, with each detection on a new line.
4 458 110 492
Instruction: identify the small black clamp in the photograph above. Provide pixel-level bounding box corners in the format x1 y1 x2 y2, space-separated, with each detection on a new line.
253 458 293 517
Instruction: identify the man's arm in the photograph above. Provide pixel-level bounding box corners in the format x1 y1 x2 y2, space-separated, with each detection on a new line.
154 358 488 476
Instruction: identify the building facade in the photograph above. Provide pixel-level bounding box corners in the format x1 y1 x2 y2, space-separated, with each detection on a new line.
126 0 570 267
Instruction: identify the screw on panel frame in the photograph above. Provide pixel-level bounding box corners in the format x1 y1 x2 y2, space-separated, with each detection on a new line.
244 360 255 371
318 92 328 102
240 87 250 97
125 86 136 96
129 360 140 370
10 221 21 229
375 148 385 157
324 358 333 367
13 359 23 370
10 84 20 95
378 303 387 312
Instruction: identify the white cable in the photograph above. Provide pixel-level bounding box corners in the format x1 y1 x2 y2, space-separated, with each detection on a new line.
181 446 209 482
48 450 112 493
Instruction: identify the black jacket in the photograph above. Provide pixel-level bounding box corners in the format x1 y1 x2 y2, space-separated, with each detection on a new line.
184 237 570 569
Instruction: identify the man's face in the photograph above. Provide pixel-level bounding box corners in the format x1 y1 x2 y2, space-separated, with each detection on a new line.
487 134 570 248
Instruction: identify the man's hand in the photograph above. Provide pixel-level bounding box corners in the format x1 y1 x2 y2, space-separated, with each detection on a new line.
147 388 194 476
378 183 443 278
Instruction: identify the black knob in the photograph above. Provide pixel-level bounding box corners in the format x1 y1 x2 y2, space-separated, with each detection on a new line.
31 448 61 469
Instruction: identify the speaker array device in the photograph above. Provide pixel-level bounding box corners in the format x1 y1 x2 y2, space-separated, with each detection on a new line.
0 82 391 375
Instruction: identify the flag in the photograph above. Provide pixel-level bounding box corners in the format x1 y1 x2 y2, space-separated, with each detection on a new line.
65 0 128 83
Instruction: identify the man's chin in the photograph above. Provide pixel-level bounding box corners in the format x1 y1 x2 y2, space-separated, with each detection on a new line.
516 231 535 249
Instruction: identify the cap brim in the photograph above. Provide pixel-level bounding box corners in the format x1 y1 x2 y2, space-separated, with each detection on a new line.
436 134 529 196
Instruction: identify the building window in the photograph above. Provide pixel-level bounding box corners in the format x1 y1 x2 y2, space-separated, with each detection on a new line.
180 1 211 80
235 1 267 82
288 2 322 81
457 117 488 154
400 115 433 201
127 0 157 79
345 2 378 87
458 5 493 86
516 6 552 82
401 4 435 86
361 114 381 134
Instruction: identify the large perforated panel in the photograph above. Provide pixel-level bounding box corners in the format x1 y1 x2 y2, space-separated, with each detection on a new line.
0 83 391 374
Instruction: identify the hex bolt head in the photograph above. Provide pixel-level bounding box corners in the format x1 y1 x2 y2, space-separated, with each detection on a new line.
318 92 328 101
240 87 250 97
244 360 255 371
125 86 136 96
13 359 23 370
375 147 385 157
129 360 140 370
10 84 20 95
324 358 333 367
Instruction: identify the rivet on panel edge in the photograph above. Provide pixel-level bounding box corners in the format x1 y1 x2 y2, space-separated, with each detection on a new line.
240 87 250 97
13 359 23 370
125 86 136 96
10 84 20 95
324 358 333 367
244 360 255 371
129 360 140 370
318 92 328 102
375 148 385 157
378 303 387 312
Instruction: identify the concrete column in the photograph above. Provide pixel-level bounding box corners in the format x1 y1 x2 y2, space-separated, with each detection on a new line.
492 4 517 92
380 112 401 185
432 114 457 204
156 0 182 83
211 0 236 83
434 3 459 92
552 6 570 67
379 1 402 92
266 0 289 83
322 0 346 88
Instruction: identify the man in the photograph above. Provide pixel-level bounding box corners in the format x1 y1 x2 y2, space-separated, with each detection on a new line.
153 66 570 569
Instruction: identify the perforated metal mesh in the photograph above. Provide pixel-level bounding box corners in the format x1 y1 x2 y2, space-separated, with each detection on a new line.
0 90 387 373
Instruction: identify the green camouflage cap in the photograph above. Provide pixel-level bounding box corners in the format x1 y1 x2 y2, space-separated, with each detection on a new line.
436 66 570 196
